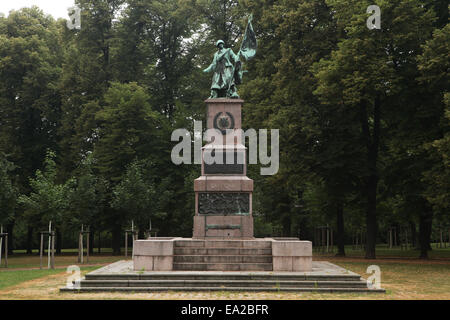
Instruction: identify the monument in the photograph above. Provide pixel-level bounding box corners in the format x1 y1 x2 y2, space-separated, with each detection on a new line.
192 16 257 239
61 15 384 294
132 15 313 273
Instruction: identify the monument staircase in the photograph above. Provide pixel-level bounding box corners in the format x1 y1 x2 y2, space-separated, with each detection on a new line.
61 260 384 293
172 239 273 271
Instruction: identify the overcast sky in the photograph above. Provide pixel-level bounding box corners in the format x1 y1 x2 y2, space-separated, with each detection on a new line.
0 0 76 19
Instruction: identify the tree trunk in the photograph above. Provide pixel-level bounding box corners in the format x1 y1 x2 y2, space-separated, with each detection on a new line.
282 214 291 237
98 231 101 254
6 222 14 255
26 226 33 254
419 208 433 259
360 97 380 260
138 228 145 240
38 231 44 255
112 224 122 255
336 201 346 256
56 230 62 255
89 229 94 255
410 221 417 248
365 173 378 259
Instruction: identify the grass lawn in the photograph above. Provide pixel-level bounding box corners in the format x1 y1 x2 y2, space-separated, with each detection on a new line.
330 261 450 299
0 267 100 299
1 252 125 269
0 269 64 290
0 257 448 300
12 248 120 254
314 244 450 259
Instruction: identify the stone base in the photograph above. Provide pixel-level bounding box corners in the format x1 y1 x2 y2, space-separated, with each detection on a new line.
132 238 312 272
61 260 385 293
133 238 182 271
271 240 312 272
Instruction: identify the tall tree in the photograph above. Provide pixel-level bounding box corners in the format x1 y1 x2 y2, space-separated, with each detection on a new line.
0 7 63 252
416 24 450 257
67 154 109 233
240 0 350 244
18 150 71 238
110 160 156 233
91 82 161 253
197 0 242 46
93 82 161 181
313 0 435 258
0 7 63 188
116 0 205 118
58 0 125 179
0 154 17 229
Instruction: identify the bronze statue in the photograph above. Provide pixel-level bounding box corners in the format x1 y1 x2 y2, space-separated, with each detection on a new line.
203 15 257 99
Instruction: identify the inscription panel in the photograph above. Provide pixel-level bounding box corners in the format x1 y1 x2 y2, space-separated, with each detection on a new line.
198 193 250 215
203 150 245 175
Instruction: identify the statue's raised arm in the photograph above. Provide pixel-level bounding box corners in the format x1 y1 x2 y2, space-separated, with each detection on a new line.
203 15 257 99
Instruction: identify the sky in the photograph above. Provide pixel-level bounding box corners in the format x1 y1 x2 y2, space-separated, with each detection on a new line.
0 0 76 19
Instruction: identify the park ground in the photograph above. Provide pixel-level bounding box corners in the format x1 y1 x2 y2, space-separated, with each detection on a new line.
0 245 449 300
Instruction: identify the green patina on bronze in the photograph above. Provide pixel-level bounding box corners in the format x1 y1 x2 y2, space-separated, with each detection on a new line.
198 193 250 215
203 15 257 99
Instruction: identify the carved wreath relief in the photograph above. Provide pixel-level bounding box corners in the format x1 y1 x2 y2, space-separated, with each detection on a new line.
213 112 235 135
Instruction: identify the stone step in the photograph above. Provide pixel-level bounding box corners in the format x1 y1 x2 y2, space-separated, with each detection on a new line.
173 255 273 263
85 273 362 282
173 262 273 271
175 240 272 249
77 279 368 289
173 248 272 255
61 286 385 293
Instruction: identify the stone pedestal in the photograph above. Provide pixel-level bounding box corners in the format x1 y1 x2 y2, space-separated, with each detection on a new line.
193 99 254 239
133 238 180 271
133 238 313 272
271 240 312 272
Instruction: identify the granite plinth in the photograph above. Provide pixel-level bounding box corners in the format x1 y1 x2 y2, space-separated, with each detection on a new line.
205 99 243 145
132 238 312 272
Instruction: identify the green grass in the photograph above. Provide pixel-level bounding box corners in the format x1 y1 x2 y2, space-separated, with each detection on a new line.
330 260 450 298
0 266 100 290
12 247 126 254
313 244 450 259
1 252 125 270
0 269 63 290
2 255 124 269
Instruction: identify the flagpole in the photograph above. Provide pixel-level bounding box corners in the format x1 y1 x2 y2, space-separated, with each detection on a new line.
0 225 3 266
48 221 51 269
227 14 253 96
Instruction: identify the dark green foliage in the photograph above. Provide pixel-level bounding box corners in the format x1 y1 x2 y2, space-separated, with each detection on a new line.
18 150 71 230
0 153 17 225
111 160 156 226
